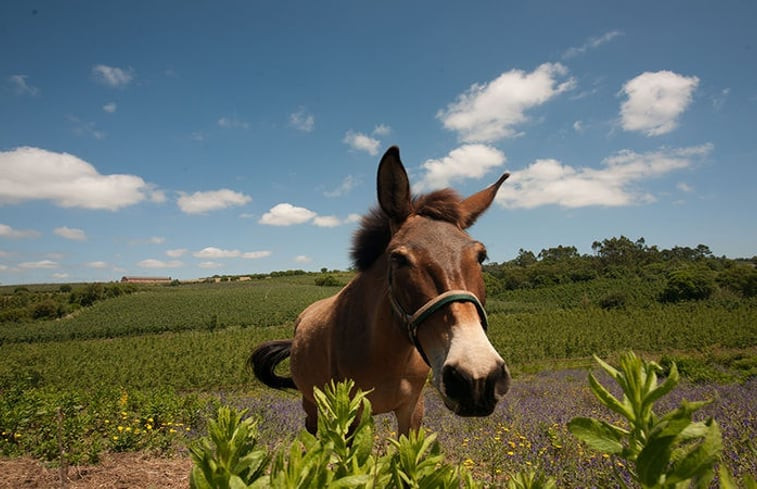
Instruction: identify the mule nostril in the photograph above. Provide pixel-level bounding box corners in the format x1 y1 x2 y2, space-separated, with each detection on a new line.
493 363 511 398
442 364 470 402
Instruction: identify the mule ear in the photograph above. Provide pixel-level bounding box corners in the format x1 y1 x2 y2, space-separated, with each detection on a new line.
459 172 509 228
377 146 413 223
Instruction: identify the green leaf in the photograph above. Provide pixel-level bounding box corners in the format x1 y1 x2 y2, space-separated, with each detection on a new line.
330 474 374 487
229 474 247 489
636 433 676 486
594 354 621 380
666 419 722 485
719 465 739 489
567 417 625 454
643 362 679 406
588 372 634 421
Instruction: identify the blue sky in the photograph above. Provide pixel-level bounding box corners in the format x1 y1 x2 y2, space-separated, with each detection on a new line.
1 1 756 284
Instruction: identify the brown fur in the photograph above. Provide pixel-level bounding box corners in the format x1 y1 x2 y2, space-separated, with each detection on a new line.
351 189 464 271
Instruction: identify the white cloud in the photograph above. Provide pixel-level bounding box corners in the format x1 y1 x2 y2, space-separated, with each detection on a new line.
87 261 108 269
0 223 40 239
166 248 188 258
294 255 312 264
562 30 623 59
138 259 183 268
0 147 161 210
373 124 392 136
19 260 58 269
712 88 730 111
192 247 270 259
194 247 241 259
437 63 575 142
345 213 361 224
677 182 694 193
129 236 166 246
497 144 712 209
343 131 380 155
68 116 106 140
324 175 359 197
52 273 69 279
54 226 87 241
177 189 252 214
8 74 39 96
290 107 315 132
619 71 699 136
198 261 223 269
242 250 271 259
92 65 134 88
313 216 342 228
103 102 117 113
417 144 506 190
259 203 317 226
217 116 249 129
573 120 584 133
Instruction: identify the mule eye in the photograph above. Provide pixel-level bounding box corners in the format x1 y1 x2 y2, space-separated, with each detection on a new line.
477 249 488 264
390 250 411 268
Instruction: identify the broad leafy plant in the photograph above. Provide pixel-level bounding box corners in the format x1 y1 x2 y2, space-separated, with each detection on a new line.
190 379 485 488
189 406 269 489
568 352 731 488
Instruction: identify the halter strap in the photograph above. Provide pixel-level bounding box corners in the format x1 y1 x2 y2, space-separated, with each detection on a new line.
388 286 489 367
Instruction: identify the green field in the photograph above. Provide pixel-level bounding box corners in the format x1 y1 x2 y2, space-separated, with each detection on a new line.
1 265 755 479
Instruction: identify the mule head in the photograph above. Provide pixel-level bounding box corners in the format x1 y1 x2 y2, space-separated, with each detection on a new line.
377 146 511 417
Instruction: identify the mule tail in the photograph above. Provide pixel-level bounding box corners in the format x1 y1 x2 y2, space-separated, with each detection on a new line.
248 339 297 390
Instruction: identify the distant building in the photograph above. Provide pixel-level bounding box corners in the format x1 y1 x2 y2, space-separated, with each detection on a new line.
121 276 172 284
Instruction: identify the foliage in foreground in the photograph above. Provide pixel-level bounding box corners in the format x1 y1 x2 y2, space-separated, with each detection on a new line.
191 354 755 489
190 380 483 489
568 352 755 489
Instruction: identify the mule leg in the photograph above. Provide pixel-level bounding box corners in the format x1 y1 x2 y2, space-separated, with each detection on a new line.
303 397 318 435
395 394 425 436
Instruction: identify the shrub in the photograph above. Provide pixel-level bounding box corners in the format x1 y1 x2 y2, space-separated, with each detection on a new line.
659 268 716 303
314 274 341 287
717 265 757 298
598 292 627 310
31 300 63 320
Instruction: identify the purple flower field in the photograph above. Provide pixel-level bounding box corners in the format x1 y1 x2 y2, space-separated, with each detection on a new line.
238 369 756 488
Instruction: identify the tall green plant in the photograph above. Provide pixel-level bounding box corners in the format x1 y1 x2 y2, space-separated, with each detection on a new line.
189 380 487 488
568 352 725 488
189 407 269 489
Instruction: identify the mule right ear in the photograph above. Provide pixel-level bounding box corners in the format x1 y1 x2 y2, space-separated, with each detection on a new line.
377 146 413 223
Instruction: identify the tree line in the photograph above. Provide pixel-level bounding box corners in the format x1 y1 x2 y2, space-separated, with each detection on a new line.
482 236 756 301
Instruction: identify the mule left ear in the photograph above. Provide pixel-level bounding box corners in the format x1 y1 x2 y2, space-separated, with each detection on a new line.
459 172 509 228
377 146 413 223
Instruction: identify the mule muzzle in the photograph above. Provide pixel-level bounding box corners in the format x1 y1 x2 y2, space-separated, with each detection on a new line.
441 362 511 417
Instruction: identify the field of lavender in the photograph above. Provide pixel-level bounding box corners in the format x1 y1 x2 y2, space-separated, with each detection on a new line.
233 368 756 487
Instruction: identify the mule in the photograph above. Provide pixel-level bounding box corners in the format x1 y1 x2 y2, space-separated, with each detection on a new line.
250 146 511 435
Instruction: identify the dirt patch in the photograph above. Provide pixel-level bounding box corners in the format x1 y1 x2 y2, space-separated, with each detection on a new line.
0 452 192 489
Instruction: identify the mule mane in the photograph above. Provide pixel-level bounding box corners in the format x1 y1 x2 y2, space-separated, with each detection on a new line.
350 188 464 271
